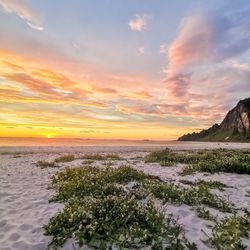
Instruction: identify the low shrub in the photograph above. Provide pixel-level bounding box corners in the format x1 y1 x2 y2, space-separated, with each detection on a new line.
209 210 250 249
194 206 216 221
36 160 58 169
45 166 197 249
180 179 227 191
55 154 75 163
146 149 250 175
44 194 193 249
135 179 233 212
80 153 123 161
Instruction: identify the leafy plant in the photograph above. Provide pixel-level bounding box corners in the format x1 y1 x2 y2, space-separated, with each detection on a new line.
80 153 123 161
209 210 250 249
55 154 75 163
36 160 58 169
45 194 193 249
45 166 196 249
194 206 216 221
180 179 227 191
135 179 233 212
146 148 250 175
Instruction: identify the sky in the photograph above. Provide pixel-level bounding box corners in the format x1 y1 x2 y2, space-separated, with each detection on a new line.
0 0 250 140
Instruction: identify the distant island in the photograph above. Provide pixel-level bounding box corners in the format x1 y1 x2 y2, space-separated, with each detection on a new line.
178 97 250 142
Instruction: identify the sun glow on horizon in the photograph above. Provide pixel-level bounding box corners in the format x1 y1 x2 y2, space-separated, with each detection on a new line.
0 1 249 140
43 133 56 139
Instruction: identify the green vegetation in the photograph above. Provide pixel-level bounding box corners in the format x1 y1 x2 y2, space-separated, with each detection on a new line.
209 210 250 249
145 148 250 175
82 159 94 165
180 179 227 191
55 154 75 163
49 166 156 202
182 156 250 175
46 166 196 249
135 179 233 213
81 153 105 160
36 160 58 169
105 153 123 160
45 165 237 248
80 153 122 161
194 206 216 221
45 195 193 249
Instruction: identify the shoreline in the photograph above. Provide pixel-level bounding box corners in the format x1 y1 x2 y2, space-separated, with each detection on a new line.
1 141 250 154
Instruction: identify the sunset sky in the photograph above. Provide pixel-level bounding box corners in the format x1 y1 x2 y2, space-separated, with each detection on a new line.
0 0 250 140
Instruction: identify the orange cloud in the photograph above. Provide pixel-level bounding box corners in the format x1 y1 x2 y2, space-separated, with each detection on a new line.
116 103 187 117
32 69 77 88
92 85 118 94
122 91 152 100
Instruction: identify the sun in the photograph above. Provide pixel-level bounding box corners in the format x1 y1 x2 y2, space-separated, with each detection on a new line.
43 133 55 139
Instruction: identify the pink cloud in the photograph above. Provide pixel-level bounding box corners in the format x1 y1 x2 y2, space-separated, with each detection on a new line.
0 0 43 31
128 14 150 32
167 14 213 75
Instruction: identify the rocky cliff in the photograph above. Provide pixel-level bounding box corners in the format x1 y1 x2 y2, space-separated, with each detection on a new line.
178 98 250 142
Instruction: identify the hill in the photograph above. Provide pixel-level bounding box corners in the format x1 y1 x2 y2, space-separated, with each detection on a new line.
178 98 250 142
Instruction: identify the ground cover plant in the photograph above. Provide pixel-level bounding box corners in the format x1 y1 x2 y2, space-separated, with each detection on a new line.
45 162 244 249
80 153 122 161
182 156 250 175
36 160 58 169
134 179 233 213
45 195 195 249
55 154 75 163
193 206 216 221
145 148 250 175
209 210 250 249
179 180 228 191
45 166 198 249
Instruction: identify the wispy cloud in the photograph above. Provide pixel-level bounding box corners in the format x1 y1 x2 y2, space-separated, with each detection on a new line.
137 47 145 56
0 0 43 31
128 14 150 32
159 44 168 54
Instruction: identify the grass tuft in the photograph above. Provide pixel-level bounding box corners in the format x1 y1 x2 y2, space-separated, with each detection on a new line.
55 154 75 163
80 153 123 161
36 160 58 169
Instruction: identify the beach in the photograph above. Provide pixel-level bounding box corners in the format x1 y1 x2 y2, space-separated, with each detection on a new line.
0 141 250 249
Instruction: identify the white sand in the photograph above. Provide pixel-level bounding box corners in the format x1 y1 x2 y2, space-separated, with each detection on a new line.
0 143 250 249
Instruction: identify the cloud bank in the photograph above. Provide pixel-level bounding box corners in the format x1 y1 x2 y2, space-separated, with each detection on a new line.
165 8 250 121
